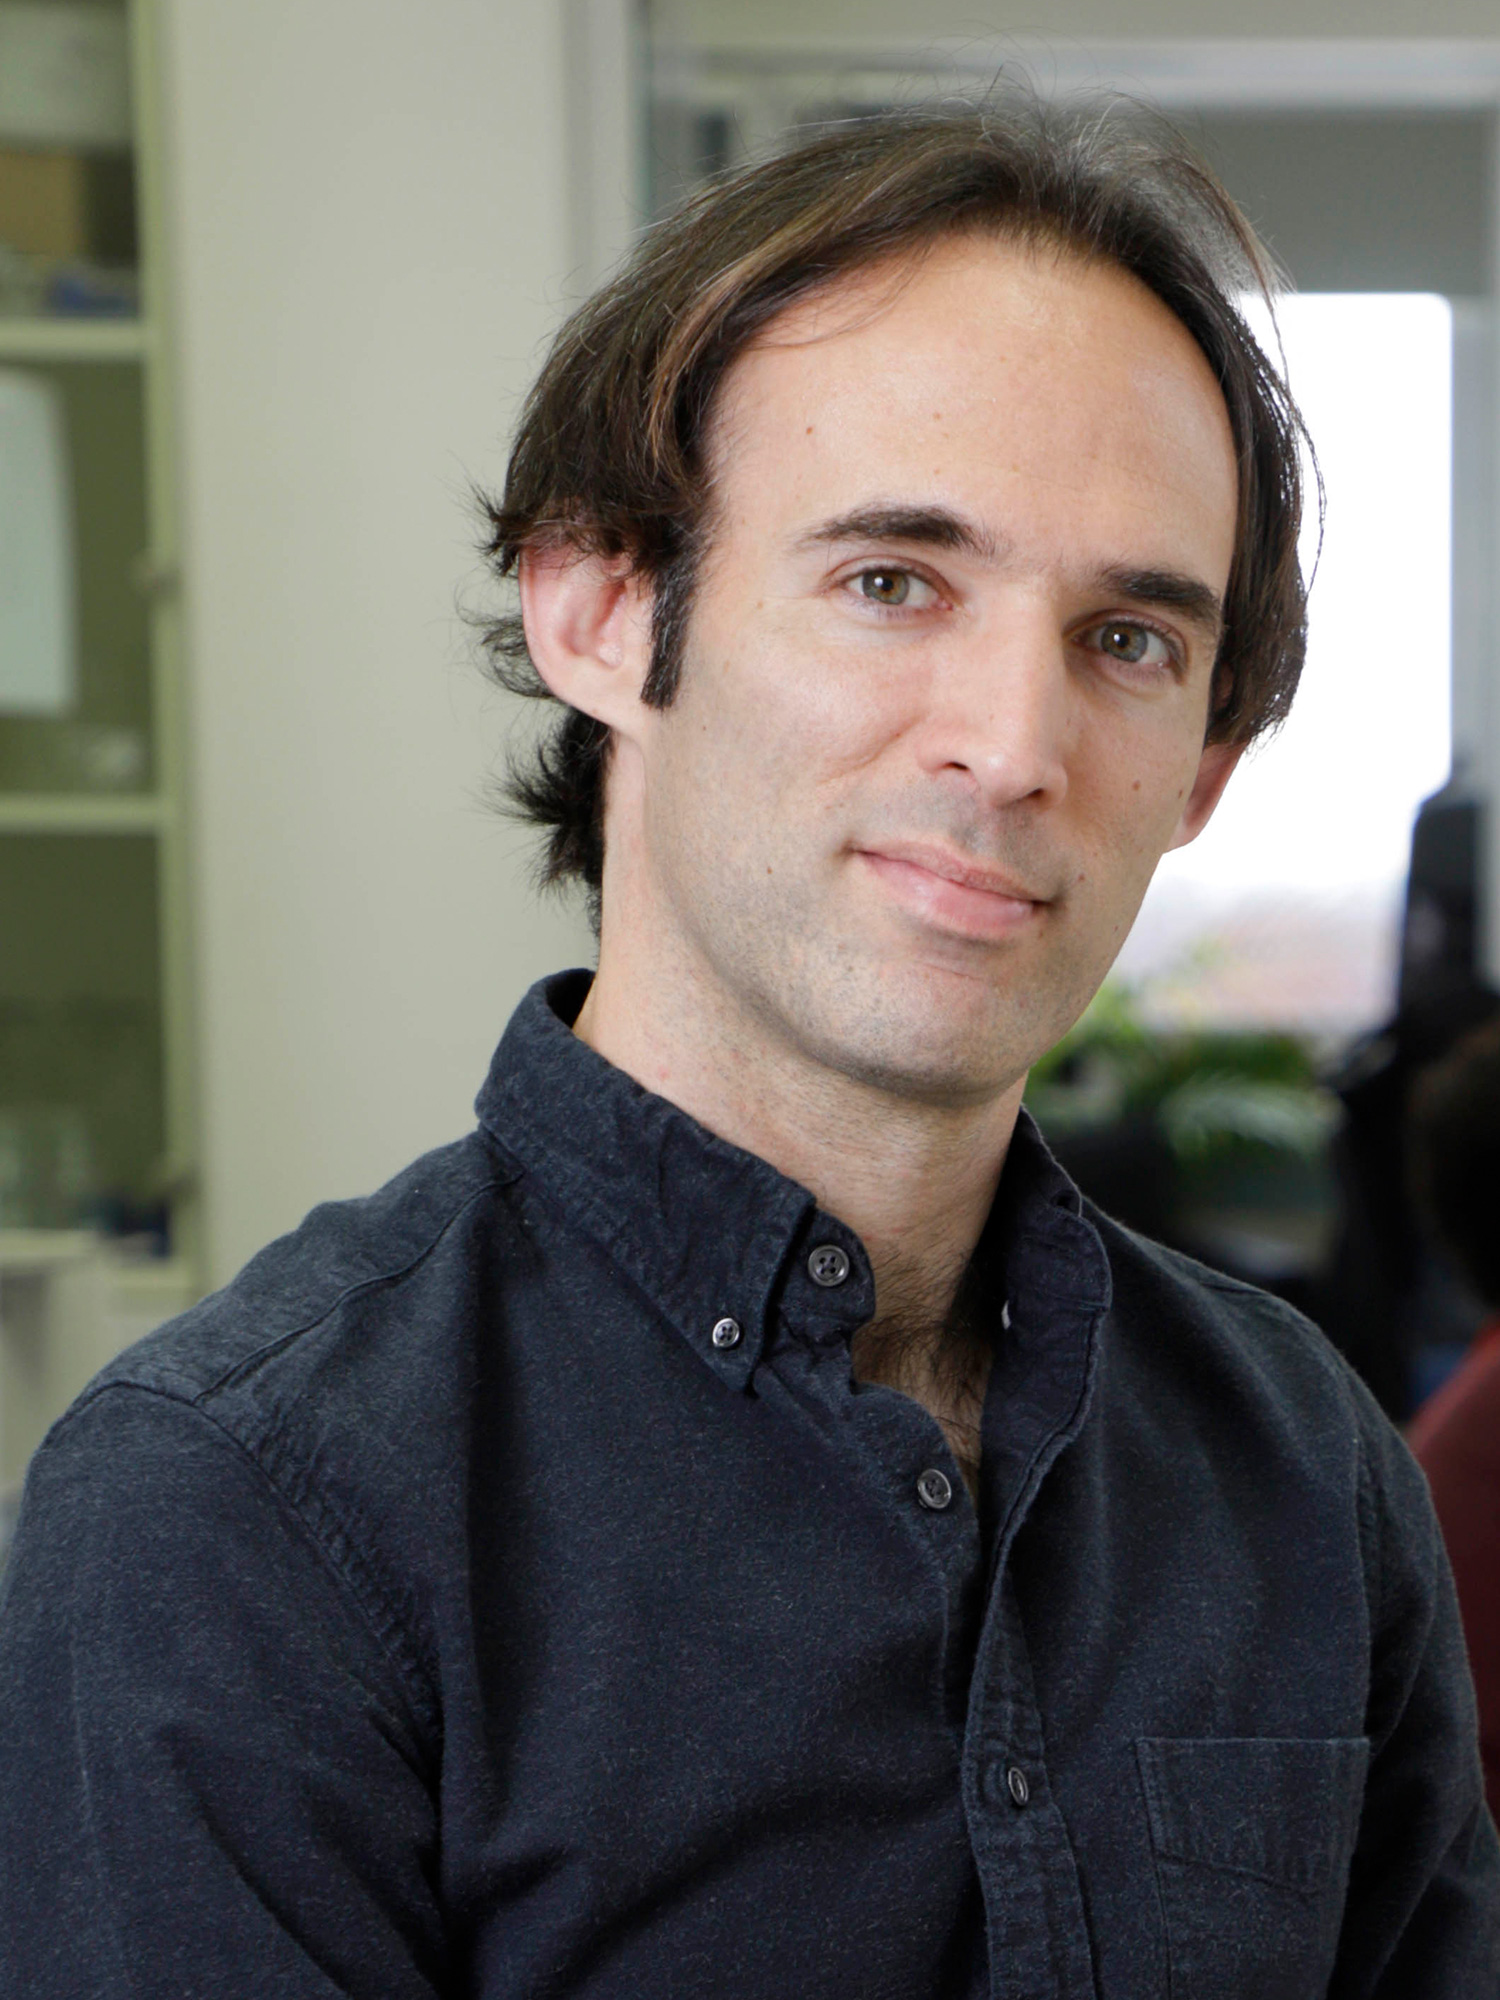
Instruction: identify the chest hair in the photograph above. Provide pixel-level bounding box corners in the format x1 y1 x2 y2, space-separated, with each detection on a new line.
848 1254 996 1500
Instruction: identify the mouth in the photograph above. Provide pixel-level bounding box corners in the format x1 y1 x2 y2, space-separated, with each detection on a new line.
853 842 1049 943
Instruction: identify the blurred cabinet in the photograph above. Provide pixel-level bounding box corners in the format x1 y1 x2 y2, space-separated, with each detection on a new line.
0 1230 192 1508
0 4 196 1309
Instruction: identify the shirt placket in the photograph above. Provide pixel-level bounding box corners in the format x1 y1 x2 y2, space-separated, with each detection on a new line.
963 1208 1108 2000
963 1576 1098 2000
767 1211 990 1737
733 1175 1109 1999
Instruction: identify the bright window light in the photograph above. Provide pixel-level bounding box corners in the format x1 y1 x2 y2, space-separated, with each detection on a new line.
1118 293 1453 1033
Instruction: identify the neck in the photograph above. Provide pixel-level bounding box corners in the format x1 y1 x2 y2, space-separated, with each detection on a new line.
573 946 1024 1323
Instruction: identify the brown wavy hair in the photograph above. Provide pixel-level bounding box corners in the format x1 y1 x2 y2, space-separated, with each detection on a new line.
479 94 1314 912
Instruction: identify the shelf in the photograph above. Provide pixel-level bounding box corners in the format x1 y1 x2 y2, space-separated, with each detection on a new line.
0 793 170 834
0 1235 192 1306
0 319 150 364
0 1229 100 1273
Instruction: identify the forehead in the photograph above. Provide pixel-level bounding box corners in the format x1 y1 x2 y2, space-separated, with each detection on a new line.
704 234 1238 581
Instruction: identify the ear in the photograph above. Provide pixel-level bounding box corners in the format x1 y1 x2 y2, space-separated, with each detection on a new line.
1166 738 1245 851
518 544 655 739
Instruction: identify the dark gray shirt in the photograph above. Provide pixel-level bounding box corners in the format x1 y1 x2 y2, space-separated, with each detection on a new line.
2 970 1496 1997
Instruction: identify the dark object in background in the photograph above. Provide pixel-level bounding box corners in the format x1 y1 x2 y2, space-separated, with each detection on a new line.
1041 781 1497 1422
1314 781 1498 1420
1043 1115 1178 1248
1410 1013 1500 1317
1032 1012 1338 1327
1401 782 1484 1013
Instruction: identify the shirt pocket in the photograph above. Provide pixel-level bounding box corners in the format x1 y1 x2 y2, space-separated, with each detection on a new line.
1135 1736 1369 2000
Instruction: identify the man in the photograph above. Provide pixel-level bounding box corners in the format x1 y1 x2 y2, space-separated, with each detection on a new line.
2 101 1495 1997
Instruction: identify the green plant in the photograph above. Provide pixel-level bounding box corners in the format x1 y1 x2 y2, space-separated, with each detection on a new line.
1025 978 1339 1166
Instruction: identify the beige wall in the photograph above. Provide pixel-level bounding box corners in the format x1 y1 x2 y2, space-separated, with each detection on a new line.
162 0 597 1286
655 0 1500 45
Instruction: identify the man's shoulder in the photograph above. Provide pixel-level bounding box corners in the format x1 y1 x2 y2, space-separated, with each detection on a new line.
1081 1201 1445 1597
78 1128 522 1433
12 1128 527 1697
1085 1200 1379 1440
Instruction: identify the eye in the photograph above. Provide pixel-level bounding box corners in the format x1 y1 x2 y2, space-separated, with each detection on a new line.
847 566 936 610
1077 619 1180 674
860 567 912 606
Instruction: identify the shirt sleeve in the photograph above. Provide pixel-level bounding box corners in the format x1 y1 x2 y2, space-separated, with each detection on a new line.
0 1382 448 1999
1333 1388 1500 1996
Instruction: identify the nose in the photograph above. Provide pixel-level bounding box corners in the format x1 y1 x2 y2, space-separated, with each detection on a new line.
910 604 1071 813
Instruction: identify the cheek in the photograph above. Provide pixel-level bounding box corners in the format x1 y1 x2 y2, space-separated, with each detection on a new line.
679 620 912 807
1074 724 1209 875
641 658 815 873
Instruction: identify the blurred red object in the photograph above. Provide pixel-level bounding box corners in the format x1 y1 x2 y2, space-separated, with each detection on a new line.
1410 1320 1500 1821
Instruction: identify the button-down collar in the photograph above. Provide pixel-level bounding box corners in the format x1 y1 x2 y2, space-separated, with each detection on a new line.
475 971 1111 1412
476 970 880 1388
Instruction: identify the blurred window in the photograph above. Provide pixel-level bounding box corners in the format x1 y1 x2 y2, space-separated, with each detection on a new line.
1119 294 1453 1035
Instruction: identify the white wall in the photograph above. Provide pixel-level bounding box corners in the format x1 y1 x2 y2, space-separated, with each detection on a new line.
161 0 601 1286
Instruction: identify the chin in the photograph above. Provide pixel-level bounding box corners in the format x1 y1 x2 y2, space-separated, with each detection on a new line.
790 969 1042 1106
843 1044 1023 1107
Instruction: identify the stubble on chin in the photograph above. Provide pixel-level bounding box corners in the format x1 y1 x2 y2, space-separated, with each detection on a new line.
652 772 1150 1111
702 906 1083 1111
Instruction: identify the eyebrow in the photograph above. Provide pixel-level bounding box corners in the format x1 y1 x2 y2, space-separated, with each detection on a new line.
791 505 1224 641
1099 566 1224 642
790 504 999 562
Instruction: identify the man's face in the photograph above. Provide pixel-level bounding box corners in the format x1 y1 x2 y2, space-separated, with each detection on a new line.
610 234 1241 1105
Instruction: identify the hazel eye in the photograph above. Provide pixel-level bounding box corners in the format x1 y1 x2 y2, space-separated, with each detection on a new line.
858 567 913 607
1100 622 1150 662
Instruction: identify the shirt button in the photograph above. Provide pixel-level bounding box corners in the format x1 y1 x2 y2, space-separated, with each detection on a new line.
807 1243 851 1287
711 1317 742 1349
915 1467 953 1511
1006 1764 1030 1808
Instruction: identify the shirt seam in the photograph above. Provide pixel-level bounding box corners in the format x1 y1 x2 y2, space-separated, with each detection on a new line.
58 1378 442 1748
59 1177 510 1741
192 1175 512 1404
1185 1264 1360 1408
